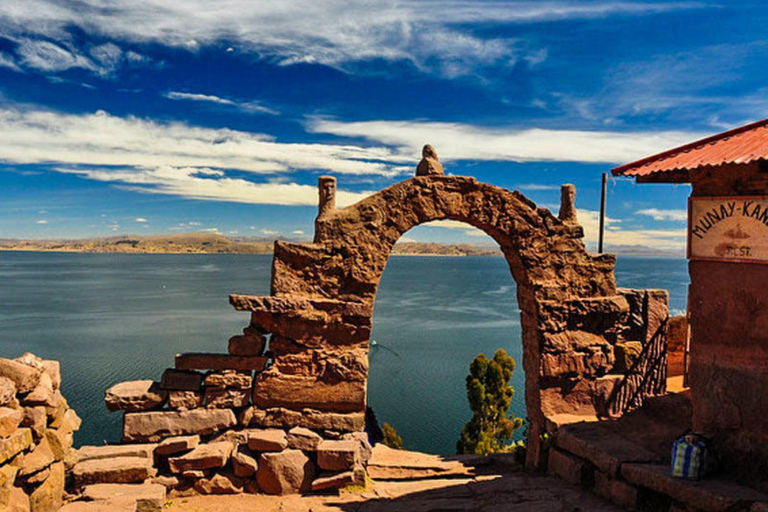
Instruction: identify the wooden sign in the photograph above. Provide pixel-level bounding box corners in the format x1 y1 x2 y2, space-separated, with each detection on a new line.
689 196 768 263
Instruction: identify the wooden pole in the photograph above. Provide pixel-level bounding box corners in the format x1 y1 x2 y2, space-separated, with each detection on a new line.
598 172 607 253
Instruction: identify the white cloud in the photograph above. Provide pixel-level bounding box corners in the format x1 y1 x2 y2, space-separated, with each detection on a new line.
0 1 705 78
0 51 21 72
309 118 705 164
636 208 688 222
261 229 278 235
422 219 487 238
516 183 560 191
0 108 402 177
200 227 219 232
164 91 278 115
134 217 148 222
576 208 685 253
35 219 48 224
292 230 305 235
16 40 94 72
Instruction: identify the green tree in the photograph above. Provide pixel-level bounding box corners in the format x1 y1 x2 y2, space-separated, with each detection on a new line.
381 422 403 449
456 349 524 455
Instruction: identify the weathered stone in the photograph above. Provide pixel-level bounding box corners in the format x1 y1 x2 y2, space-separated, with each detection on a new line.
59 500 135 512
150 475 180 490
72 457 156 487
29 461 64 512
232 446 258 477
248 429 288 452
317 440 359 471
208 429 250 446
548 448 590 487
257 449 316 495
21 373 57 408
593 470 639 510
167 442 234 473
122 409 236 442
0 408 22 438
614 342 643 373
24 466 51 486
180 470 207 479
311 471 356 491
50 408 80 433
105 380 167 412
43 396 66 425
541 348 614 379
82 483 166 512
167 391 203 410
245 407 365 432
415 144 444 176
228 333 266 357
3 485 29 512
0 465 19 508
20 436 55 477
175 353 267 372
204 387 249 408
40 361 60 391
155 435 200 456
0 378 16 407
159 369 203 392
341 432 372 464
286 427 322 451
76 444 155 463
21 407 46 439
193 473 243 495
0 429 32 465
45 429 73 461
204 370 252 389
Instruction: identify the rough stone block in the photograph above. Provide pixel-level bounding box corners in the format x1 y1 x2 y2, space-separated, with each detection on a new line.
167 390 203 410
594 470 639 510
0 464 20 508
248 429 288 452
21 373 57 408
194 473 243 495
76 444 156 463
0 408 23 438
614 342 643 373
286 427 322 451
28 461 64 512
21 407 47 439
204 370 252 389
82 483 166 512
159 369 203 392
228 333 266 357
20 435 55 477
244 407 365 432
46 428 74 461
167 442 234 473
257 449 316 495
104 380 167 412
252 373 366 414
175 353 267 372
0 428 32 465
311 471 356 491
232 446 259 477
548 448 590 487
0 358 41 394
0 377 16 407
155 435 200 456
204 387 249 409
40 361 60 391
317 440 359 471
72 457 157 487
122 409 236 442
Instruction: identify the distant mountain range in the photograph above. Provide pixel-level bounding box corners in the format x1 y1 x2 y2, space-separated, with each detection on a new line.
0 233 682 258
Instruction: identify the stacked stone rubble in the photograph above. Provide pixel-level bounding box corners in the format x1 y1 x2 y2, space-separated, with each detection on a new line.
90 324 369 497
0 353 81 512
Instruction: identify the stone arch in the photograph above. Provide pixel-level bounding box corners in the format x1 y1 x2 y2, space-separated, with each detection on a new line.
230 175 662 467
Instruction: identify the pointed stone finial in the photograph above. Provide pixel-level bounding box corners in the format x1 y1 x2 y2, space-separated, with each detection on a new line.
416 144 444 176
559 184 578 223
317 176 336 218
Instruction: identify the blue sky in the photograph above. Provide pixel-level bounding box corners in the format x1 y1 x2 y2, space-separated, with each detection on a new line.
0 1 765 254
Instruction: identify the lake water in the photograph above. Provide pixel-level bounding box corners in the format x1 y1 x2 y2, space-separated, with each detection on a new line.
0 252 689 454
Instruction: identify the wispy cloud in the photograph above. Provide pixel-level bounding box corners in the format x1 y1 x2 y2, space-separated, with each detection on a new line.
516 183 560 191
636 208 687 222
163 91 278 115
134 217 148 222
35 219 48 224
0 1 706 78
309 118 705 164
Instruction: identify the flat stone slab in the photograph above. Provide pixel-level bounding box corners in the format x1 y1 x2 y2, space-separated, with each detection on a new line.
155 435 200 456
105 380 167 412
555 422 661 476
204 371 252 389
60 501 136 512
76 444 156 463
82 483 166 511
123 409 236 442
367 445 481 480
247 429 288 452
160 369 203 391
311 471 356 491
175 353 267 372
0 407 22 438
168 442 234 473
0 358 41 393
622 463 768 512
0 428 32 465
286 427 322 451
317 440 359 471
72 457 157 487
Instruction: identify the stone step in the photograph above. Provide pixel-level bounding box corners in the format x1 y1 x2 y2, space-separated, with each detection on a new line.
76 444 156 463
81 483 166 512
621 463 768 512
174 353 267 372
367 445 487 481
71 457 157 487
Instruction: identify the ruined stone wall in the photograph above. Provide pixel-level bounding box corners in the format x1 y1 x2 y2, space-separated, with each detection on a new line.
0 354 81 512
689 162 768 490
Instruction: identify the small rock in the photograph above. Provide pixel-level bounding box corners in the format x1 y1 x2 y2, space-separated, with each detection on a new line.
167 391 203 410
14 353 44 371
193 473 243 495
122 409 236 442
21 372 57 408
167 442 234 473
232 446 258 477
0 358 41 394
45 427 74 460
287 427 322 451
29 461 65 512
20 436 55 477
317 440 359 471
248 429 288 452
204 370 252 389
21 407 47 439
150 475 180 490
24 465 51 486
228 333 266 357
204 387 249 408
0 428 32 465
0 408 23 438
160 369 204 392
0 378 16 407
104 381 167 413
41 360 61 391
341 432 372 464
311 471 356 491
181 470 207 479
72 457 157 487
257 449 316 495
1 464 20 508
155 435 200 456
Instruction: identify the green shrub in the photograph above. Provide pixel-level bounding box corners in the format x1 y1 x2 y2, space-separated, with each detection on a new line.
382 422 403 449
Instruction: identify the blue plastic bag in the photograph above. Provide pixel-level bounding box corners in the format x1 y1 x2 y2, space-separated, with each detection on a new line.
671 433 715 480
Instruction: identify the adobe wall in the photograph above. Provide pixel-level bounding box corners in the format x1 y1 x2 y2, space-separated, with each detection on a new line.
689 161 768 489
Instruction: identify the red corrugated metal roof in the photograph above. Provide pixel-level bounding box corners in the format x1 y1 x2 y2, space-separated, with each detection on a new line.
612 117 768 182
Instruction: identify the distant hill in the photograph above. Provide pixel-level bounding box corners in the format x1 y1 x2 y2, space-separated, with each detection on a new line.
0 233 501 256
